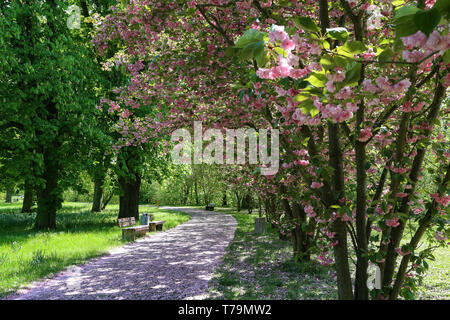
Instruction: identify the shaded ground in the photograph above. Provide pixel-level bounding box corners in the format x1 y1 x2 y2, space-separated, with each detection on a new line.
207 212 337 300
5 207 237 300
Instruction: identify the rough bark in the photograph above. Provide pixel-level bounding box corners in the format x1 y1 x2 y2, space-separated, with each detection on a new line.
222 191 227 206
235 192 241 212
118 174 141 220
21 180 34 213
91 175 105 212
390 164 450 299
328 122 354 300
5 186 13 203
117 146 142 221
382 82 445 291
194 179 199 205
35 142 60 230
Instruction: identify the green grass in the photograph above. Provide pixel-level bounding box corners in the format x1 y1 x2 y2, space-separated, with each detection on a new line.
0 202 190 298
208 208 449 300
207 208 337 300
417 247 450 299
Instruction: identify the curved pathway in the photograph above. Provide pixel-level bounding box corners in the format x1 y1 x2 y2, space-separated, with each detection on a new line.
6 207 237 300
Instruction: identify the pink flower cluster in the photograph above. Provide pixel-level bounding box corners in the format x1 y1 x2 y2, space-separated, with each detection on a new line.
362 77 411 95
395 247 411 256
385 218 400 227
316 102 355 123
430 193 450 207
401 31 450 62
435 231 447 241
357 128 372 142
256 25 322 80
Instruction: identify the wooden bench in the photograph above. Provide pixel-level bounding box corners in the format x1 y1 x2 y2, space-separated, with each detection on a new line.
118 217 149 241
148 220 166 232
205 203 216 211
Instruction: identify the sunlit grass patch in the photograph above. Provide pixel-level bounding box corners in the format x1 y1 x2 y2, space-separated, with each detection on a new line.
0 202 190 298
207 209 337 300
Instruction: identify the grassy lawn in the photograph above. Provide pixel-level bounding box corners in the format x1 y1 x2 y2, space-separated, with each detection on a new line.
208 208 449 300
207 208 337 300
0 202 190 298
416 246 450 299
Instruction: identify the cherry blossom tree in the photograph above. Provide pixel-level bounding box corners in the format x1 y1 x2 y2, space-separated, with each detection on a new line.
95 0 449 299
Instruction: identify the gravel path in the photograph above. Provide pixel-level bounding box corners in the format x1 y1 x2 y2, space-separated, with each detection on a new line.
6 207 237 300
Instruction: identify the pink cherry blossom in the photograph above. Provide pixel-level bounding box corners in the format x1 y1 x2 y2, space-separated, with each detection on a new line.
358 128 372 142
386 218 400 227
401 31 427 49
311 182 324 189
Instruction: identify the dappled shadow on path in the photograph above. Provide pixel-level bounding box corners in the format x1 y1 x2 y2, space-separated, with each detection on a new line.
5 208 237 300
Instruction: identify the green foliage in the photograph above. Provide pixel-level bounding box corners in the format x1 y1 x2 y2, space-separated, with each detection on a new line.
414 7 441 36
234 29 269 67
394 2 446 38
326 27 349 43
293 17 320 33
336 41 367 58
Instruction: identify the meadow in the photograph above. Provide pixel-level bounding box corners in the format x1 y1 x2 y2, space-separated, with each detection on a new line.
0 202 190 298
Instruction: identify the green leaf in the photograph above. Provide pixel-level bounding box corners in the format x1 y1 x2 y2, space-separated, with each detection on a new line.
394 6 421 38
333 55 350 68
395 21 419 38
225 46 239 57
392 0 405 6
394 5 421 21
235 29 265 48
294 17 320 33
254 48 270 67
344 62 361 84
293 94 310 102
274 47 287 57
253 167 262 175
305 72 328 87
320 40 330 50
434 0 450 19
414 7 441 36
298 99 319 117
326 27 349 42
443 50 450 64
378 48 394 63
337 41 367 58
320 54 334 70
239 40 265 61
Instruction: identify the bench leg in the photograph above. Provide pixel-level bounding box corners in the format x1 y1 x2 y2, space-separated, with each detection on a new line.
156 224 163 231
149 224 156 232
122 229 136 241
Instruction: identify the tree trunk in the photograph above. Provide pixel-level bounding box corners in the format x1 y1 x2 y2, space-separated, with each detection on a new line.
21 180 34 213
281 196 311 261
102 191 113 210
194 179 199 205
292 202 311 261
328 122 354 300
35 147 60 230
5 186 13 203
382 81 445 294
118 174 141 220
91 175 105 212
235 191 241 212
222 191 227 206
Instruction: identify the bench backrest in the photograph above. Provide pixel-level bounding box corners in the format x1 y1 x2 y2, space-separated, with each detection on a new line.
118 217 135 227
